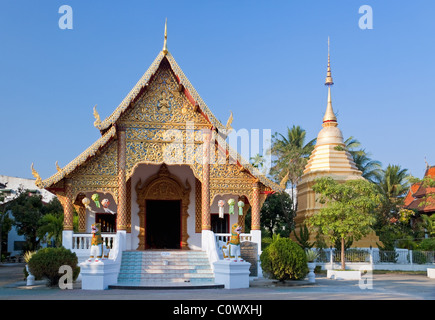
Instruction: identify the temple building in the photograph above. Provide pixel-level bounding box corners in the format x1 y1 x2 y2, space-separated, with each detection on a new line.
31 22 281 287
294 40 380 248
404 164 435 217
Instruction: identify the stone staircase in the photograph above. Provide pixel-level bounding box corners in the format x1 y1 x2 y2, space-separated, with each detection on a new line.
109 250 223 289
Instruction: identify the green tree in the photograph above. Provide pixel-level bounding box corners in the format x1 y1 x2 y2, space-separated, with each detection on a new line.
375 164 411 226
0 191 13 261
270 125 315 203
6 191 65 251
336 136 382 183
6 191 46 251
250 153 265 170
260 191 295 237
37 214 63 247
36 197 76 247
307 177 379 270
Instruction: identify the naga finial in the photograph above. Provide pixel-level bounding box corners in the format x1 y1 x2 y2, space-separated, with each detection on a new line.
31 163 42 187
93 105 102 128
225 111 233 132
55 161 62 172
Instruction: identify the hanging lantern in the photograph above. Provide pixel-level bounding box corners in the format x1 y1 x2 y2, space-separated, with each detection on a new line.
218 200 225 219
101 198 115 214
228 198 235 214
91 193 100 208
82 197 92 211
101 198 110 208
238 200 245 216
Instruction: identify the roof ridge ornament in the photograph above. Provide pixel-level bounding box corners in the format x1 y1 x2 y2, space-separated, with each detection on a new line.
162 18 168 55
93 105 102 128
322 37 338 127
55 161 62 172
31 163 42 187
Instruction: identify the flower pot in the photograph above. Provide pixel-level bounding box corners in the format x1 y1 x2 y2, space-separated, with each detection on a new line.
307 262 316 283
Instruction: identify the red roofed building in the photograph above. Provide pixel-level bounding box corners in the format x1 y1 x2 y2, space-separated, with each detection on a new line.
404 166 435 215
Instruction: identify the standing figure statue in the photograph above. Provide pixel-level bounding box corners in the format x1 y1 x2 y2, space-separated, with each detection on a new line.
88 223 110 262
222 223 244 262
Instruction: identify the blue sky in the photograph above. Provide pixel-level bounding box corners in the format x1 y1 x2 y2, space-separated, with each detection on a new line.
1 0 434 181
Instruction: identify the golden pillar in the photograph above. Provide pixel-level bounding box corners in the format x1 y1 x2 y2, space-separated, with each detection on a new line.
63 179 74 231
201 129 212 230
251 181 261 230
78 206 86 233
117 127 128 231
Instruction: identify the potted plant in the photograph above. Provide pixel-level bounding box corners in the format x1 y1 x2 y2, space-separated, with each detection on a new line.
24 250 36 286
305 249 319 283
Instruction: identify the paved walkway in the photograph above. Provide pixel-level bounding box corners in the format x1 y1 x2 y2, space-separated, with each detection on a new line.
0 263 434 301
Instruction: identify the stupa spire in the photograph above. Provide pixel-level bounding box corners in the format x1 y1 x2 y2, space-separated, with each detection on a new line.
323 37 337 127
162 18 168 55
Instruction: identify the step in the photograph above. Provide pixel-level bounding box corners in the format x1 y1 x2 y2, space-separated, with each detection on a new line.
110 250 222 290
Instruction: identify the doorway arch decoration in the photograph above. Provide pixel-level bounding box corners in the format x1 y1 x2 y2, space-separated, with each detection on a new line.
135 163 191 250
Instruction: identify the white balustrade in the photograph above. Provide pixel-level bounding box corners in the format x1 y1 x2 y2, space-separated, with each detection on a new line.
72 233 116 253
215 233 252 244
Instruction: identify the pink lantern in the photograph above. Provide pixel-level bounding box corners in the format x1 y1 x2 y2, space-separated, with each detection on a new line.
218 200 225 219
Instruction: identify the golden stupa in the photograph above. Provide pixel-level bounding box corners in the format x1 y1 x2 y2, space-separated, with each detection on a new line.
293 39 380 248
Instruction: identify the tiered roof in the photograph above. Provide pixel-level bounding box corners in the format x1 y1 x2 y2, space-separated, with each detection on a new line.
404 166 435 213
32 23 282 194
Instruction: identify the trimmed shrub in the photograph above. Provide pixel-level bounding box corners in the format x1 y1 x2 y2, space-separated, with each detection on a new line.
260 237 308 281
27 247 80 287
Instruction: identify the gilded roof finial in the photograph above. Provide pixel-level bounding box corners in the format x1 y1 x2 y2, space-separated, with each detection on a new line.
323 37 337 127
325 37 334 86
93 105 102 128
31 163 42 187
55 161 62 172
162 18 168 55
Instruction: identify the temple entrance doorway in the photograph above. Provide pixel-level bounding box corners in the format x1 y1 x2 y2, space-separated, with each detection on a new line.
145 200 181 249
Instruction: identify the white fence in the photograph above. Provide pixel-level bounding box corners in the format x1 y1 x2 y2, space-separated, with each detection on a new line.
72 233 116 253
315 248 435 271
215 233 252 244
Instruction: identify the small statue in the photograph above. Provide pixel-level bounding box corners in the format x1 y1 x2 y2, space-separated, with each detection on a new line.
221 223 244 262
88 223 110 262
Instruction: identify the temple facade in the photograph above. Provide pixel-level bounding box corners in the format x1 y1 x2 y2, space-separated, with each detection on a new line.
31 25 282 268
294 41 380 248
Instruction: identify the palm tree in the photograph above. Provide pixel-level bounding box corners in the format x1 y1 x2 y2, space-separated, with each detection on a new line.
337 136 382 183
37 213 64 247
250 153 266 174
376 164 411 223
353 151 382 183
270 125 316 205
